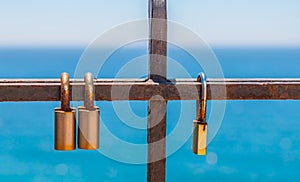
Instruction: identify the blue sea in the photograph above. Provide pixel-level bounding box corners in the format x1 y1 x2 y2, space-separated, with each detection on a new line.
0 46 300 181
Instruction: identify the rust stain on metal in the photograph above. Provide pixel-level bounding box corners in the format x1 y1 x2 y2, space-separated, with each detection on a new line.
148 0 167 181
60 72 71 111
1 79 300 102
84 73 95 111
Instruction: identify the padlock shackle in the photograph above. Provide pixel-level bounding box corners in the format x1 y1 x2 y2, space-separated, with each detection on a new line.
60 72 71 111
84 72 95 110
197 72 207 122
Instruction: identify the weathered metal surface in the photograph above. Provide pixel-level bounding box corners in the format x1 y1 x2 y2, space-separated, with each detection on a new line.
55 73 76 151
193 73 208 156
148 0 167 181
84 73 95 111
78 72 100 150
196 73 207 122
60 73 71 111
1 79 300 101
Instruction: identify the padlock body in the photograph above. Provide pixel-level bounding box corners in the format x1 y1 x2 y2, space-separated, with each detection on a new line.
54 108 76 150
78 106 100 150
192 120 207 155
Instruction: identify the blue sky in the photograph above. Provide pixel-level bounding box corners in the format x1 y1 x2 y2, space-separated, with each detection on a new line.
0 0 299 47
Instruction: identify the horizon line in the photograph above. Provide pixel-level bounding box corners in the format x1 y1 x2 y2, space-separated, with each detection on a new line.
1 44 300 49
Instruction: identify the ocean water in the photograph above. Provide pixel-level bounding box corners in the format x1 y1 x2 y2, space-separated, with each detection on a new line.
0 47 300 181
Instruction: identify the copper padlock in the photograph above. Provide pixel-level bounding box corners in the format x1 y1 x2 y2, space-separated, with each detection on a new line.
78 72 100 150
54 72 76 150
192 72 208 155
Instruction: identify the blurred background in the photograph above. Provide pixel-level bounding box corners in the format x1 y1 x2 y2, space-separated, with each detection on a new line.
0 0 300 181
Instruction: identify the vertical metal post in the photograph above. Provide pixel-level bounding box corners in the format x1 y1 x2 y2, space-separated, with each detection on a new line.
148 0 167 182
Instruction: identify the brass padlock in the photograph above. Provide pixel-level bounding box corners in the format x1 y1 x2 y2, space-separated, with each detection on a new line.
54 72 76 150
192 120 207 155
192 72 208 155
78 72 100 150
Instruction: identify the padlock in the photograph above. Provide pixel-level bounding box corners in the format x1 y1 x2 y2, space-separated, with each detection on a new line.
78 72 100 150
54 72 76 150
192 72 208 155
192 120 207 155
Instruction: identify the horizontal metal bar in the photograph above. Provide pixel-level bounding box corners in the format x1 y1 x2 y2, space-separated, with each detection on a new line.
1 78 300 102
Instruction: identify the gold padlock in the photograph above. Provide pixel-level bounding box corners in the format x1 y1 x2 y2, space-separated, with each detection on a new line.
192 120 207 155
54 72 76 150
78 72 100 150
192 72 208 155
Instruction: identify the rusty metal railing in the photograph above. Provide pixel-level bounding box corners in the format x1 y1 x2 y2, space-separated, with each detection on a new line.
1 78 300 102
